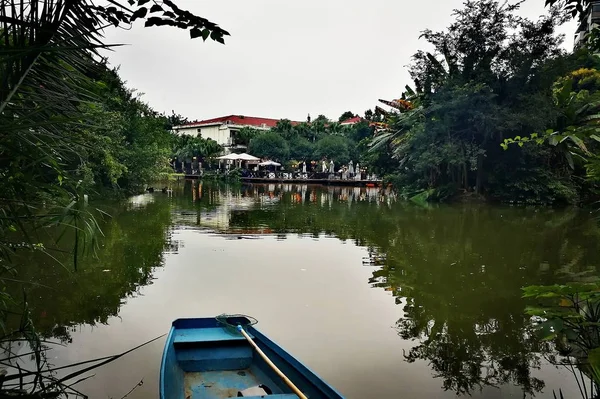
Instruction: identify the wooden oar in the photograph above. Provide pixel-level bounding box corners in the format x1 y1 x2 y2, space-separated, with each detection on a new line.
236 325 308 399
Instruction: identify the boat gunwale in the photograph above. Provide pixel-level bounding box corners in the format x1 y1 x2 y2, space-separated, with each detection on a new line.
159 325 176 399
245 324 343 398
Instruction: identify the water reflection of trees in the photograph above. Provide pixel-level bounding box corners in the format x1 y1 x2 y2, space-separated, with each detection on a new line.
6 197 176 343
178 182 600 396
365 207 600 396
10 181 600 396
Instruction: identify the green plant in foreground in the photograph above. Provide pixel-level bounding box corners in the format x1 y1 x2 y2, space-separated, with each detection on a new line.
523 283 600 398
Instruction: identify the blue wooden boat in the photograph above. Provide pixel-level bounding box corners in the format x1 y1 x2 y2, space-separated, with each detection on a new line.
160 317 344 399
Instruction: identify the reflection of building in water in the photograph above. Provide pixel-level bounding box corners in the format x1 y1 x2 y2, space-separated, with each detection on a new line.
175 183 398 233
128 193 155 208
201 192 256 231
236 183 393 207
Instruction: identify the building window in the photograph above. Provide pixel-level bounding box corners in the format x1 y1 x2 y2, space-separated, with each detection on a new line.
196 128 202 137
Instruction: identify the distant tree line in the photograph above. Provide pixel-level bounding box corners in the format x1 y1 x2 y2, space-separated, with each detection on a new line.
241 115 373 166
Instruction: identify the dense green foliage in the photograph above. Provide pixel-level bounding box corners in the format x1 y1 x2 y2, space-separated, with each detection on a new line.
363 0 600 204
504 66 600 198
248 131 291 161
313 135 351 164
79 68 179 194
243 116 372 167
172 134 223 163
547 0 593 20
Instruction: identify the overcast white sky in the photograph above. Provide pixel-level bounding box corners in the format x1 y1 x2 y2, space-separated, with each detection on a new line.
102 0 576 122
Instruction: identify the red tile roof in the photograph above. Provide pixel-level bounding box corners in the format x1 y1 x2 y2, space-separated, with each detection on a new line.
181 115 298 129
340 116 363 125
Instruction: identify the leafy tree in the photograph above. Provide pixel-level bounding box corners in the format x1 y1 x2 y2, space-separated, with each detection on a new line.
63 65 188 194
314 136 351 164
167 112 189 129
370 0 576 203
348 121 373 142
235 127 261 146
503 65 600 200
248 132 290 161
359 137 396 177
289 137 314 161
173 135 222 162
309 119 327 142
273 119 296 140
95 68 176 192
314 114 330 123
292 122 312 141
546 0 592 19
327 122 344 135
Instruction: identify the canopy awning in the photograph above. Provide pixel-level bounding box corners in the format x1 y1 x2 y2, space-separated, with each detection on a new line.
216 153 260 161
216 153 240 160
259 160 281 167
236 153 260 161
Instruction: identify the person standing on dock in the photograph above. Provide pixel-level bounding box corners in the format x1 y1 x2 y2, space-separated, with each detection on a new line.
321 160 327 173
329 160 335 175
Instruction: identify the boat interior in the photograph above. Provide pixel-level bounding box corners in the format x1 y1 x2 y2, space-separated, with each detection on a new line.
162 319 309 398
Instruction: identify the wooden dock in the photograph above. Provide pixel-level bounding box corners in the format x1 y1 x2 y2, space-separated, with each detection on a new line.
183 174 383 187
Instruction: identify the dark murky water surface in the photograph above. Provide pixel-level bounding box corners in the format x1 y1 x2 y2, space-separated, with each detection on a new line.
7 181 600 398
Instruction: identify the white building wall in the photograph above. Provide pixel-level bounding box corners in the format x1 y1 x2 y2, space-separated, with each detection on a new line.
201 126 230 146
174 121 273 153
174 124 231 146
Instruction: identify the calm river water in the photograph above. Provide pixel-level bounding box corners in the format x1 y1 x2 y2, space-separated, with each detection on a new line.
7 181 600 398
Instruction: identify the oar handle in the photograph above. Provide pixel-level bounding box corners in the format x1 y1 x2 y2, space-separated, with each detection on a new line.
237 325 308 399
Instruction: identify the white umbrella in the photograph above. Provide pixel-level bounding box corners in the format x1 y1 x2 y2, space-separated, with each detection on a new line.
302 162 307 173
259 160 281 167
216 153 240 160
329 160 335 173
237 153 260 161
348 160 354 175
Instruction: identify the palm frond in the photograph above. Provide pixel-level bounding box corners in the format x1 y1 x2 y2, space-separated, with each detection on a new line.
369 131 394 152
